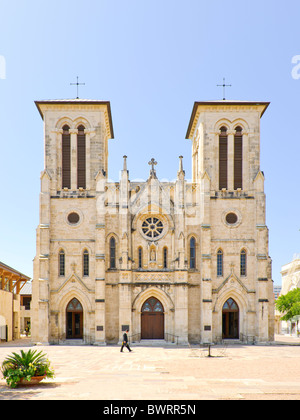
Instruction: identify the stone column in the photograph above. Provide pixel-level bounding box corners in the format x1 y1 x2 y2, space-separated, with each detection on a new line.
85 130 91 191
55 129 63 191
95 171 106 344
118 276 132 343
32 170 51 345
174 274 188 344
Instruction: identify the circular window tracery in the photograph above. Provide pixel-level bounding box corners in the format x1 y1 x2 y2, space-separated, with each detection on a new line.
142 217 164 239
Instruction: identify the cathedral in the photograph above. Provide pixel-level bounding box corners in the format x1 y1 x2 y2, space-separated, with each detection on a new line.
31 98 275 345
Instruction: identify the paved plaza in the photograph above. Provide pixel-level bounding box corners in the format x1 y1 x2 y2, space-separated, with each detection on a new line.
0 335 300 400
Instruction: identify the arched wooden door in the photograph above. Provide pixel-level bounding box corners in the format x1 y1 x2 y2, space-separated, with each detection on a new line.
141 297 164 339
66 298 83 339
222 298 239 339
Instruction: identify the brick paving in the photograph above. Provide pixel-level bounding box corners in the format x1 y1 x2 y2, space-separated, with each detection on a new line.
0 335 300 400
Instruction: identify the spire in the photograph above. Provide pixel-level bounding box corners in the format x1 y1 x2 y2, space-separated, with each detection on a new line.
177 155 185 179
123 155 128 172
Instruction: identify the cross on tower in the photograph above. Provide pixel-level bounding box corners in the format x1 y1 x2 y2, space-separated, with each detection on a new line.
148 158 157 173
70 76 85 99
217 77 232 100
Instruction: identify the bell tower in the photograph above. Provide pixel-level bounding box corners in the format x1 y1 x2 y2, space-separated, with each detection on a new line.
186 100 274 343
32 99 114 345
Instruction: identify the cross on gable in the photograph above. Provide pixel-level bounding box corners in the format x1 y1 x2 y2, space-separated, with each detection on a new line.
148 158 157 172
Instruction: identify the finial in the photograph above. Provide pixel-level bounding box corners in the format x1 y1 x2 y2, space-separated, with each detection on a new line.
178 155 185 178
148 158 157 176
179 155 184 172
123 155 127 171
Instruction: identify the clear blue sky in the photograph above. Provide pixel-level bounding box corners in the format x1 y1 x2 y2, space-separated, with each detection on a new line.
0 0 299 285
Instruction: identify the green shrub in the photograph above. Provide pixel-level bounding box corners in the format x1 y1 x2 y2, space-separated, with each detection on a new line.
1 349 55 388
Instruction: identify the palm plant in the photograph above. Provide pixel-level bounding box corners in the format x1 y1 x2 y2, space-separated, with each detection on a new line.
1 349 54 388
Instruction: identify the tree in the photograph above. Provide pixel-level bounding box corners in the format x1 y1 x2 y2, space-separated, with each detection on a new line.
276 288 300 321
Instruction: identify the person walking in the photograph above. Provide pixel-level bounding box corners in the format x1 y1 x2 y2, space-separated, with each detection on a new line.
120 329 132 352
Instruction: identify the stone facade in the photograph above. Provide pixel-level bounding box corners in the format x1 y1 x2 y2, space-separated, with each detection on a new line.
31 99 274 345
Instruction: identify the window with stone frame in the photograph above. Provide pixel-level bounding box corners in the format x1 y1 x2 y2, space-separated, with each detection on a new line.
189 237 196 269
217 249 223 277
62 125 71 189
219 126 228 190
163 247 168 269
240 249 247 277
234 126 243 190
142 217 164 239
77 125 86 189
83 249 89 277
138 247 143 269
59 250 65 277
110 237 116 269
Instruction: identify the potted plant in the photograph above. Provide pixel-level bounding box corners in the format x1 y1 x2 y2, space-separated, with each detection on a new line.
1 349 55 388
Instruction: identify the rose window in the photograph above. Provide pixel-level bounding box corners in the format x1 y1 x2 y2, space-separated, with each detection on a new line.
142 217 164 239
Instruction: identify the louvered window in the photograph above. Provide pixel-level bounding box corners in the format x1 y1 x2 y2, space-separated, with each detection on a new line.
234 126 243 190
77 125 86 189
62 125 71 189
219 126 228 190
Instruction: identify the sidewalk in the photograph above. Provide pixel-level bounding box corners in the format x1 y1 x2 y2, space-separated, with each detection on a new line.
0 335 300 400
274 334 300 345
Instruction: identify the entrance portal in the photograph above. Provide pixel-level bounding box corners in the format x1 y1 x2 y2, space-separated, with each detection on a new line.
222 298 239 339
141 297 164 339
66 298 83 339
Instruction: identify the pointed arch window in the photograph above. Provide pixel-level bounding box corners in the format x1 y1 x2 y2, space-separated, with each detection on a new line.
62 125 71 189
110 237 116 269
234 126 243 190
163 247 168 269
217 249 223 277
59 250 65 277
67 298 83 312
189 237 196 269
138 247 143 269
77 125 86 189
219 126 228 190
83 250 89 277
240 249 247 277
